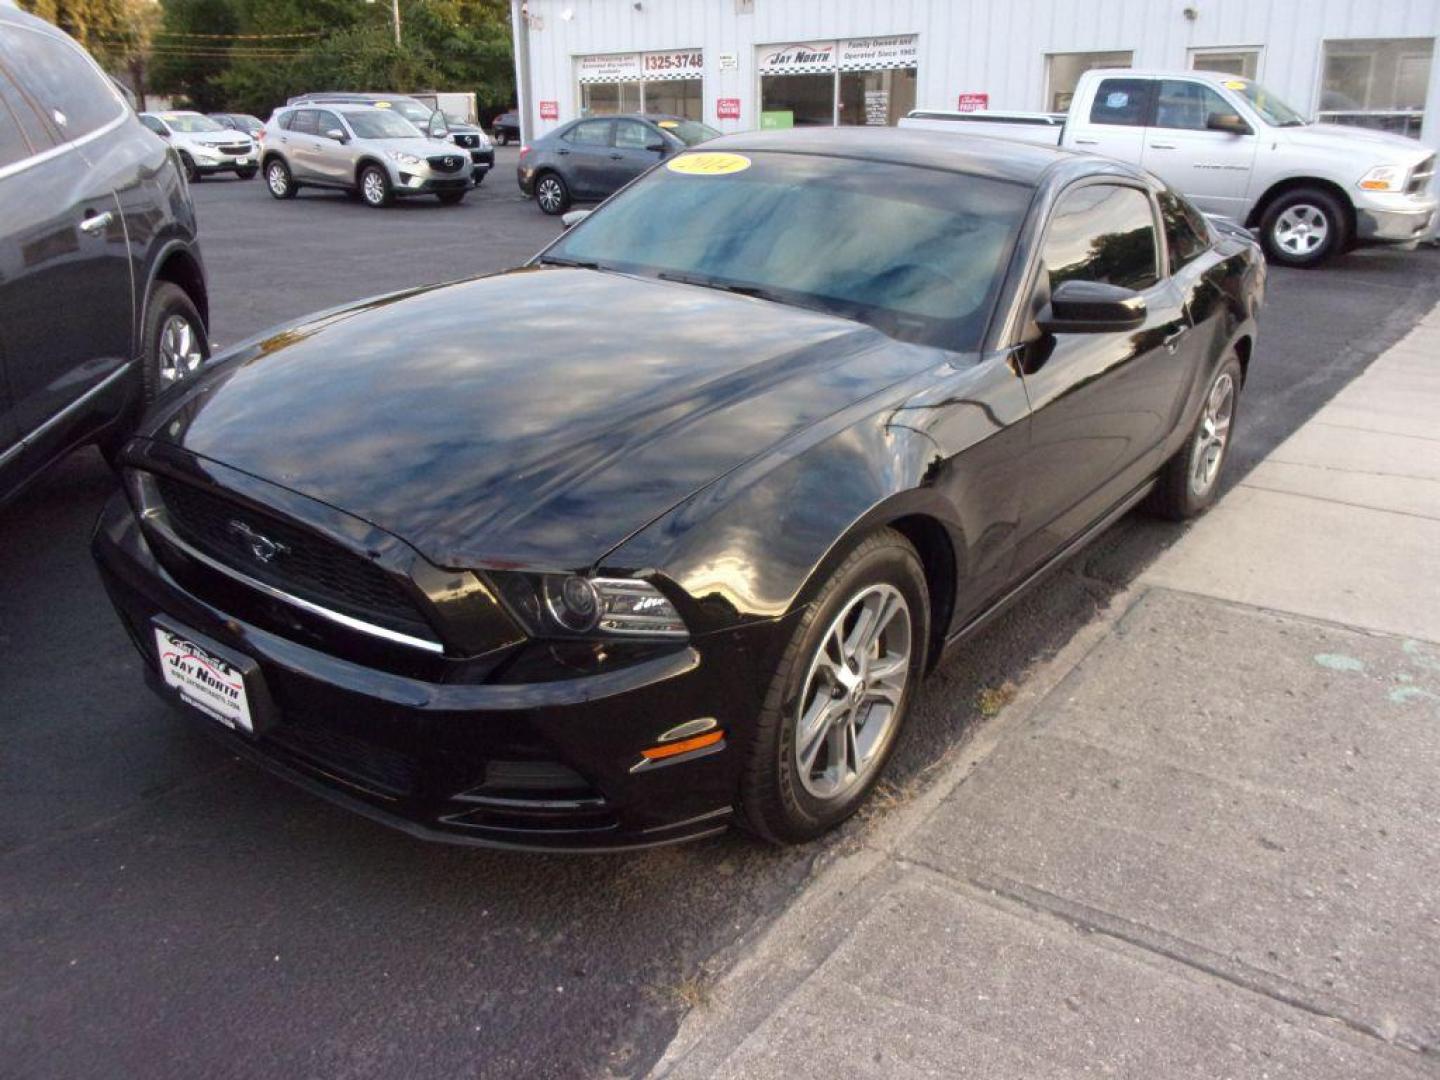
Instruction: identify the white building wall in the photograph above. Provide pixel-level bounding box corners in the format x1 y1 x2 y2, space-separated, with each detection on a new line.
513 0 1440 157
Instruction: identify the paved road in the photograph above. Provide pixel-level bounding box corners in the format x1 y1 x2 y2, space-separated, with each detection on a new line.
3 149 1438 1079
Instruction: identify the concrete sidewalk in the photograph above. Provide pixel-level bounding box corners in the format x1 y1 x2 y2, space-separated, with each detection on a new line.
653 310 1440 1078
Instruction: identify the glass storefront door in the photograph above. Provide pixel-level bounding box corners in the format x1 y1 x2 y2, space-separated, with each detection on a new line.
643 78 703 120
837 68 917 126
759 73 835 126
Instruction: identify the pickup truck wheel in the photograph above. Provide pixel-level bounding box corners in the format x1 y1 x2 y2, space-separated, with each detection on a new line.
1259 188 1347 268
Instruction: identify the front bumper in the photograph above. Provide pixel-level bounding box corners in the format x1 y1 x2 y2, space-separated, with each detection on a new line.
1355 190 1438 243
518 163 535 196
394 170 472 195
93 491 786 851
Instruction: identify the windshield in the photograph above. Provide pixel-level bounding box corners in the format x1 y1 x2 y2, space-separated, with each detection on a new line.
1230 79 1307 127
346 110 423 139
380 100 434 125
654 118 721 146
164 113 224 133
543 151 1030 350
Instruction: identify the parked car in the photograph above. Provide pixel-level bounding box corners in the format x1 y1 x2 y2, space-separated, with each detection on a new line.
210 112 265 139
900 68 1437 268
518 113 720 214
287 92 494 184
0 5 209 504
492 109 519 145
261 104 472 206
138 110 258 181
94 128 1263 850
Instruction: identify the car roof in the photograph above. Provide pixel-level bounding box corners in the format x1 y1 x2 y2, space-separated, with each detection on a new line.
696 127 1084 186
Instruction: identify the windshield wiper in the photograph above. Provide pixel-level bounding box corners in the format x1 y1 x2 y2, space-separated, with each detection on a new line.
655 270 784 303
536 255 603 270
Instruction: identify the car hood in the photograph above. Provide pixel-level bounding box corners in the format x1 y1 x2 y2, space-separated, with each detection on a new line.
143 269 936 571
183 131 248 147
369 136 455 156
1281 122 1433 165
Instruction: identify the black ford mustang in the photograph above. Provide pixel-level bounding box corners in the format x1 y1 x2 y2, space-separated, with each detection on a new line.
94 129 1264 850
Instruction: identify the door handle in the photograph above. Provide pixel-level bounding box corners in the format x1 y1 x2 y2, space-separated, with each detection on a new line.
1162 327 1186 353
556 148 571 155
1149 141 1177 150
79 209 114 235
609 153 623 160
1074 137 1098 146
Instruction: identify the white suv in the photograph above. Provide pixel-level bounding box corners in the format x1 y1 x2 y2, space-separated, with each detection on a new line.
139 111 257 182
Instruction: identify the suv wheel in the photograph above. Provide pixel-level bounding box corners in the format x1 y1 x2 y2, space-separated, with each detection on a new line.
266 158 297 199
360 165 393 208
1259 187 1348 268
236 166 258 180
179 152 199 183
437 190 466 206
142 283 209 403
535 171 570 215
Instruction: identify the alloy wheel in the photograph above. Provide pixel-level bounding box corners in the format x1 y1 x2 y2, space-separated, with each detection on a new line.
1273 203 1329 257
794 583 912 801
157 315 204 388
1189 371 1235 496
267 163 288 196
537 176 563 213
362 170 386 206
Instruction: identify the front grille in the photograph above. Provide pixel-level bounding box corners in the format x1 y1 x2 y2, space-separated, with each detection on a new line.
1408 155 1435 194
452 133 479 148
156 476 434 639
266 717 421 797
217 144 251 156
427 154 465 173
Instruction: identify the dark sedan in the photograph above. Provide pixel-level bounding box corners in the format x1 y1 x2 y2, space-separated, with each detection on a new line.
518 113 719 213
209 112 264 138
94 129 1264 851
492 109 519 145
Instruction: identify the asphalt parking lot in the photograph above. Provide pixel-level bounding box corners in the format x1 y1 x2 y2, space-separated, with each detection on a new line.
3 146 1439 1079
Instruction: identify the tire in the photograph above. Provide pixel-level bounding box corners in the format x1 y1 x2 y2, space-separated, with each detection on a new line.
436 189 467 205
1259 187 1348 268
179 152 199 183
141 282 209 405
360 164 393 208
737 527 929 844
236 166 258 180
265 158 297 199
1147 353 1243 521
534 171 570 215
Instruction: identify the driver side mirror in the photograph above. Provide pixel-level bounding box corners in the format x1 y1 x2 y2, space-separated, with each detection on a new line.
1206 112 1252 136
428 110 449 139
645 137 667 153
560 209 593 230
324 128 348 143
1037 280 1147 334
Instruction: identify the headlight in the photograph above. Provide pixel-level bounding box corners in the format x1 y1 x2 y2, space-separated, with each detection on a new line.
491 573 688 638
387 151 422 166
1359 165 1405 192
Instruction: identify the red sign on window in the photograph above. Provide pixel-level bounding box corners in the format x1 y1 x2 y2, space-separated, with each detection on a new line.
717 98 741 120
956 93 989 112
539 100 559 120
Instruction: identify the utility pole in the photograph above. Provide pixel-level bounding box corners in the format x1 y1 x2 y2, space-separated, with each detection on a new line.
391 0 401 46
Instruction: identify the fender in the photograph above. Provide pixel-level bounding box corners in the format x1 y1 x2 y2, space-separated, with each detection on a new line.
136 236 208 361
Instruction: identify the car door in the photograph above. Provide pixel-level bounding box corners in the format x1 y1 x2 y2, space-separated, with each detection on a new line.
310 108 354 185
1142 79 1257 219
1071 76 1155 164
1013 179 1193 573
609 120 667 190
1157 187 1234 429
0 22 132 445
284 108 324 181
0 65 38 477
558 119 615 197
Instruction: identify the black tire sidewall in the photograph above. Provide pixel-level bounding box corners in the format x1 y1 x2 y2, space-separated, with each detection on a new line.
361 166 392 207
266 159 294 199
1261 188 1347 267
237 167 258 180
179 153 198 183
438 190 466 205
741 529 929 843
1149 353 1244 520
536 172 569 214
141 282 208 405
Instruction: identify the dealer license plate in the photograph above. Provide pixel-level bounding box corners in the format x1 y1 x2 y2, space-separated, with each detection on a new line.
236 156 251 164
154 626 253 733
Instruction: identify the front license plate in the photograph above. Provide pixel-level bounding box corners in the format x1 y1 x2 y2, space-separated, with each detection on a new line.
236 156 250 164
153 625 253 733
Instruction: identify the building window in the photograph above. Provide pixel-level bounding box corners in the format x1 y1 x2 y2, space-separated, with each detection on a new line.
757 36 917 129
576 50 703 122
581 82 640 116
1189 48 1260 80
1047 50 1132 111
1320 38 1433 139
643 78 703 120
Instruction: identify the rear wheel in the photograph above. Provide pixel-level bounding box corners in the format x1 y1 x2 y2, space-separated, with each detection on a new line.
1147 353 1243 520
265 158 296 199
535 171 570 215
738 528 928 844
1259 187 1348 268
360 165 393 208
141 282 209 404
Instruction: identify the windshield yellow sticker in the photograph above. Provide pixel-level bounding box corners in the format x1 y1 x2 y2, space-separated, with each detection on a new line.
373 100 392 108
657 120 679 128
1223 80 1247 90
667 152 751 176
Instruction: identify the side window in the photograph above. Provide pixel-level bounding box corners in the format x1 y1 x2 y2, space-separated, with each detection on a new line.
316 110 343 138
1155 80 1234 130
0 79 27 167
0 65 53 165
289 109 319 136
614 120 653 149
139 114 167 136
1089 78 1155 128
565 120 612 147
0 23 122 140
1042 184 1160 292
275 111 295 131
1157 189 1211 273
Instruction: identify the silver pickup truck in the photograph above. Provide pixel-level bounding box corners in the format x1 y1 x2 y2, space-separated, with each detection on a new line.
899 69 1436 268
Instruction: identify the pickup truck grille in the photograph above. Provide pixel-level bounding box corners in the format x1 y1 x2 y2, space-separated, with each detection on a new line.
155 476 435 640
1408 156 1435 194
427 154 465 173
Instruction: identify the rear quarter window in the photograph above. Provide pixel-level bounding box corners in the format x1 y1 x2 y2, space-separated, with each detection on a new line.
1089 78 1155 128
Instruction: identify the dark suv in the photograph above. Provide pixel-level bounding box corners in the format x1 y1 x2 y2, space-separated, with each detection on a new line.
0 7 209 504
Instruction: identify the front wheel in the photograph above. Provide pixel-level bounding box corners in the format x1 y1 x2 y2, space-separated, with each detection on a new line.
179 153 199 183
738 528 929 844
1147 353 1243 520
1259 188 1348 268
534 171 570 215
265 158 297 199
360 165 393 208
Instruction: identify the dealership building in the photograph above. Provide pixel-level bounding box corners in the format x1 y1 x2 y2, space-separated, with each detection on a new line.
508 0 1440 160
